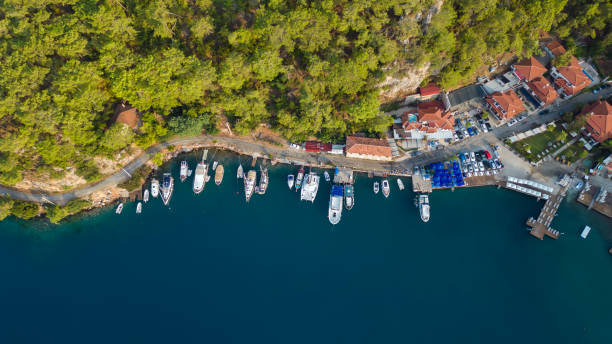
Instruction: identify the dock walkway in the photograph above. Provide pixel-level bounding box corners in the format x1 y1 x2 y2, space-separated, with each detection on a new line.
526 185 568 240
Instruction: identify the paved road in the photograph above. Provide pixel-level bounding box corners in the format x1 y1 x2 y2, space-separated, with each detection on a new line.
1 88 610 205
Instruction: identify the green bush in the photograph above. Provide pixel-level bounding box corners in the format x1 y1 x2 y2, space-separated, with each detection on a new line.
10 201 39 220
0 198 14 221
45 199 91 224
76 160 102 183
118 165 152 191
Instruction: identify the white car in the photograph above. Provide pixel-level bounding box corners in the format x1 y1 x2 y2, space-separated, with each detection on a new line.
478 161 485 172
485 170 491 176
470 152 476 162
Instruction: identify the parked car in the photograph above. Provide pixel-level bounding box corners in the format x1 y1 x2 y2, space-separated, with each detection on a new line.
467 127 475 136
485 122 492 131
478 161 485 172
483 150 492 159
540 109 550 115
470 152 476 162
507 119 517 127
454 133 459 141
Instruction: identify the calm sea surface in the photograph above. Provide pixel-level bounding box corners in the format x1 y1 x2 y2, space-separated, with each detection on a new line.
1 151 611 343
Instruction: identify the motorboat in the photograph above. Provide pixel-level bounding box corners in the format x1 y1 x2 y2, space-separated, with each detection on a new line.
237 164 244 178
328 185 343 225
295 167 305 190
143 189 149 203
212 161 218 171
324 171 330 182
580 225 591 239
419 194 430 222
115 203 123 214
193 161 208 194
344 184 354 210
180 161 188 182
244 170 257 202
382 179 390 198
373 181 379 194
151 178 159 198
397 179 404 190
300 172 320 202
287 174 295 190
136 202 142 214
257 167 268 194
215 165 224 186
161 173 174 206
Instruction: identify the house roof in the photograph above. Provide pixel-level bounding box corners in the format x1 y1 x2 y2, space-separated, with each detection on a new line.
402 101 455 133
527 77 559 105
555 56 591 95
485 90 526 120
583 100 612 142
113 103 140 129
546 40 566 57
513 57 547 81
345 136 392 157
419 84 441 97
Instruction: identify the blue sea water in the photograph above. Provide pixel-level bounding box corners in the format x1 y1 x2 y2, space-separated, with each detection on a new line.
0 151 611 343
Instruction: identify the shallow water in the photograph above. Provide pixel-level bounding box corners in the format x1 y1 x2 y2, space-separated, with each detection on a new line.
1 150 611 343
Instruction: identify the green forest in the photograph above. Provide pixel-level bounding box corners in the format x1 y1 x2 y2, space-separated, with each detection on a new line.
0 0 610 186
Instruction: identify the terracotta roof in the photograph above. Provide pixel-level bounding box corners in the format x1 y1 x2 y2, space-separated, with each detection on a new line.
401 101 455 135
485 90 526 120
546 40 566 57
419 84 441 97
113 103 140 129
583 100 612 143
555 57 591 95
527 77 559 105
513 57 547 81
345 136 392 157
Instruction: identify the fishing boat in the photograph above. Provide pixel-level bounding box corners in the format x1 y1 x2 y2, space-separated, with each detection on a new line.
295 167 305 190
180 161 188 182
193 160 208 194
580 225 591 239
257 167 268 194
328 185 343 225
344 184 354 210
418 194 430 222
397 178 405 190
161 173 174 206
151 178 160 198
324 171 330 182
215 165 224 186
143 189 149 203
136 202 142 214
244 170 257 202
382 179 390 198
287 174 295 190
373 181 379 194
300 172 320 202
115 203 123 214
237 164 244 179
212 161 218 171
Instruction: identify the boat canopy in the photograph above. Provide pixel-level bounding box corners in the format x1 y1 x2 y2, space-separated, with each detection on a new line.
332 185 344 196
344 185 354 196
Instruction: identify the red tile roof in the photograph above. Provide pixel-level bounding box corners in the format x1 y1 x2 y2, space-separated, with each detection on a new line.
527 77 559 105
485 90 526 120
555 56 591 96
402 101 455 133
419 84 441 97
546 40 566 57
345 136 392 158
113 103 140 129
513 57 547 81
583 100 612 143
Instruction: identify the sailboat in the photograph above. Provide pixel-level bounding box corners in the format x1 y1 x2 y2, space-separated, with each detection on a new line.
257 166 268 194
244 170 257 202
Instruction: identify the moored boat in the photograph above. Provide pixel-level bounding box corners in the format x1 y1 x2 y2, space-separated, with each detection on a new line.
373 181 379 194
115 203 123 214
295 167 305 190
287 174 295 190
212 161 218 171
382 179 390 198
324 171 330 182
180 161 188 182
237 164 244 178
215 165 224 186
300 172 320 202
328 185 343 225
143 189 149 203
161 173 174 206
244 170 257 202
151 179 159 198
580 225 591 239
257 167 268 194
193 161 208 194
344 184 354 210
397 178 404 190
136 202 142 214
419 194 430 222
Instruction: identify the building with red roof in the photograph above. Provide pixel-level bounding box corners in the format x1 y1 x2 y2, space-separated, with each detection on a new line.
304 141 332 152
345 136 393 161
544 40 566 58
419 84 441 98
524 77 559 106
512 57 547 81
550 56 591 97
401 100 455 140
485 90 526 120
112 103 141 130
583 100 612 143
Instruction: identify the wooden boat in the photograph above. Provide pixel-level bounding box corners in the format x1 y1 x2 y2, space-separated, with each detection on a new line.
180 161 188 182
373 181 379 194
237 164 244 178
287 174 295 190
115 203 123 214
382 179 390 198
215 165 224 186
136 202 142 214
397 178 405 190
143 189 149 203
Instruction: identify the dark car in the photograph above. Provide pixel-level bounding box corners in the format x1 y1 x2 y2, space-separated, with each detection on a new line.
540 109 550 115
485 122 492 131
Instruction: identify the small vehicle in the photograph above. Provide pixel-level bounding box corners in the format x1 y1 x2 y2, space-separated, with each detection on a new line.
507 119 517 127
478 162 485 172
484 150 492 159
540 109 550 115
454 133 459 141
467 127 475 136
463 129 469 137
470 152 476 162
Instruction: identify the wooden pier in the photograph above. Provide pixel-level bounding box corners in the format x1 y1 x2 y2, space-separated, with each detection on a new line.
412 174 432 193
526 186 568 240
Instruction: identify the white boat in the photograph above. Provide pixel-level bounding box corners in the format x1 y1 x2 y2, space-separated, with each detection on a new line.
344 184 354 210
419 194 430 222
397 179 404 190
580 225 591 239
237 164 244 178
136 202 142 214
193 161 208 194
180 161 188 182
295 167 305 190
287 174 295 190
143 189 149 203
212 161 218 171
300 172 320 202
244 170 257 202
151 178 159 198
382 179 390 198
161 173 174 206
115 203 123 214
328 185 343 225
215 165 224 186
257 167 268 194
324 171 330 182
373 181 379 194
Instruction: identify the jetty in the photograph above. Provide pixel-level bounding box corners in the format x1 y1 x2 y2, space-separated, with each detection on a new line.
412 173 432 193
333 167 354 184
576 184 611 218
526 185 568 240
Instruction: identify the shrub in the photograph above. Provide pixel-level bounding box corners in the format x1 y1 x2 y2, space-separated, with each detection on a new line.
10 201 39 219
0 198 14 221
45 199 91 224
118 165 152 191
76 160 101 183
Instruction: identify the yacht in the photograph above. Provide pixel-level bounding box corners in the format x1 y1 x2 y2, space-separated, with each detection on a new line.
143 189 149 203
324 171 330 182
344 184 354 210
419 194 430 223
382 179 390 198
257 167 268 194
180 161 188 182
580 225 591 239
215 165 224 186
287 174 295 190
397 179 405 190
237 164 244 178
151 178 159 198
136 202 142 214
373 181 379 194
328 185 343 225
115 203 123 214
300 172 320 202
161 173 174 206
295 167 305 190
193 160 208 194
244 170 257 202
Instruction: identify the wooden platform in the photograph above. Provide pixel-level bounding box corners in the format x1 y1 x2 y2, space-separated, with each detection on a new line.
526 188 567 240
412 174 432 193
576 185 612 218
